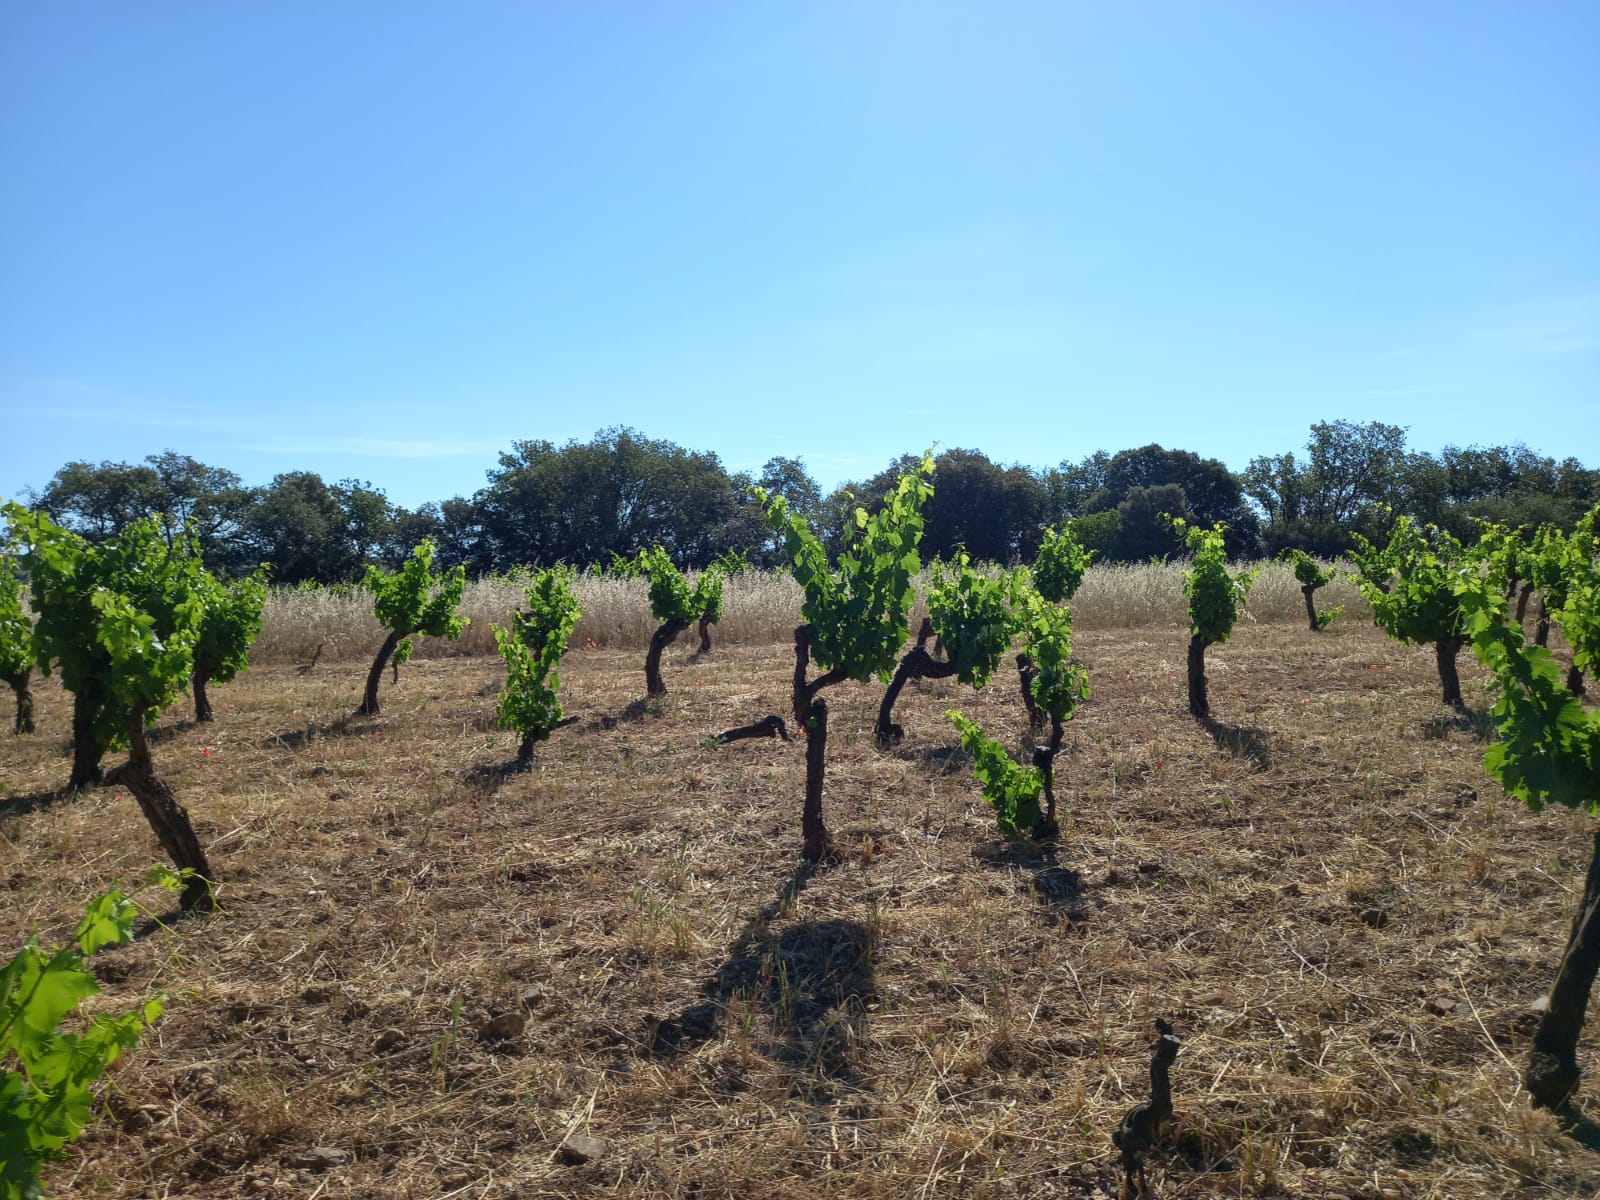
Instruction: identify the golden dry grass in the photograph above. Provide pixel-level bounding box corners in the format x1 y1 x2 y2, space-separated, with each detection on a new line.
4 612 1598 1199
249 560 1370 667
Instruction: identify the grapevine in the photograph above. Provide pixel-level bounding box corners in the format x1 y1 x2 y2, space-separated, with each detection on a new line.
495 566 581 767
755 456 934 861
1173 518 1254 719
2 876 176 1200
357 538 468 716
1457 573 1600 1108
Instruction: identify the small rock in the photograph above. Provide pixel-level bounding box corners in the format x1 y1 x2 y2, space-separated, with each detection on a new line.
521 984 545 1009
1424 996 1458 1017
373 1028 407 1055
1359 907 1388 929
477 1012 526 1042
300 986 333 1005
292 1146 350 1171
1280 882 1302 898
556 1132 607 1165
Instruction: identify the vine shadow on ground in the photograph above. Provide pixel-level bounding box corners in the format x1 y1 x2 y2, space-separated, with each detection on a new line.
1559 1105 1600 1153
0 786 82 819
262 716 387 750
1199 717 1271 771
648 863 878 1083
971 839 1096 925
1420 706 1494 743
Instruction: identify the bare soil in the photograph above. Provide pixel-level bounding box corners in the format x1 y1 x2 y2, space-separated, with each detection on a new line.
4 620 1599 1198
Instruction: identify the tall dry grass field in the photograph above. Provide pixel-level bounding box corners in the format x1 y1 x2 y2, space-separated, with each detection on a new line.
3 592 1596 1199
248 561 1372 666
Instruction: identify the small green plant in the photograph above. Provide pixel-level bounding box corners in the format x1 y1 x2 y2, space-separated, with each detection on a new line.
1351 515 1470 707
0 553 33 735
2 875 177 1200
191 566 267 722
1032 524 1094 605
1282 548 1340 631
757 457 934 861
1553 506 1599 695
950 589 1088 839
1456 573 1600 1109
495 566 581 768
875 554 1020 746
357 538 467 716
947 711 1043 834
1173 519 1255 719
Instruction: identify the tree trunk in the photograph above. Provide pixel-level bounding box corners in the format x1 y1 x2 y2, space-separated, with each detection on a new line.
4 669 33 735
696 612 715 655
125 710 216 912
875 648 958 746
192 662 215 723
1436 637 1465 707
1526 831 1600 1109
645 618 690 697
791 625 845 864
914 616 935 651
1187 635 1210 719
1033 716 1065 841
1302 583 1322 632
802 695 831 863
359 629 407 716
517 730 539 769
70 687 106 789
1016 653 1042 728
1516 582 1535 623
1535 599 1551 648
1569 664 1587 698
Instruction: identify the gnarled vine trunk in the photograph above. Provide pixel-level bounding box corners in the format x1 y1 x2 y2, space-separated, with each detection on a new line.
1535 599 1551 648
792 625 847 864
1435 637 1465 707
645 618 690 698
1187 635 1210 719
70 686 107 789
125 709 216 911
696 613 715 655
1302 583 1323 632
1032 715 1065 841
192 661 215 723
1015 653 1042 727
1570 664 1587 698
358 629 406 716
1526 830 1600 1109
874 646 957 746
1516 582 1535 623
4 668 33 735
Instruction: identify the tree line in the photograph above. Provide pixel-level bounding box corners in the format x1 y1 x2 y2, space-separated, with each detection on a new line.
13 422 1597 583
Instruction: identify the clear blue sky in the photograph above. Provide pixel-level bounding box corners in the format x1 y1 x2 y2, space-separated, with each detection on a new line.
3 1 1596 509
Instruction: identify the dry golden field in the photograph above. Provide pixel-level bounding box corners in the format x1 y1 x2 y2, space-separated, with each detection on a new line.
4 580 1600 1199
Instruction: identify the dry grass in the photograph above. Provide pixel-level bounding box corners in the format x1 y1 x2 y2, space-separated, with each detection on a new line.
4 614 1599 1199
250 561 1369 666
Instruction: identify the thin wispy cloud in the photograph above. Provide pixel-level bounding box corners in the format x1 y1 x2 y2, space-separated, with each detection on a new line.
1486 288 1600 356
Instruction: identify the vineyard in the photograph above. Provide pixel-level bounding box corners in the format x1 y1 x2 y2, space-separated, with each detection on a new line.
4 551 1600 1198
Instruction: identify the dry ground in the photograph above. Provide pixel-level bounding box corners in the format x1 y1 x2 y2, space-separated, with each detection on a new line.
4 615 1600 1198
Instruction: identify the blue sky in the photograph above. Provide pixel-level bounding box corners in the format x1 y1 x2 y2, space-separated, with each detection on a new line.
3 1 1596 509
